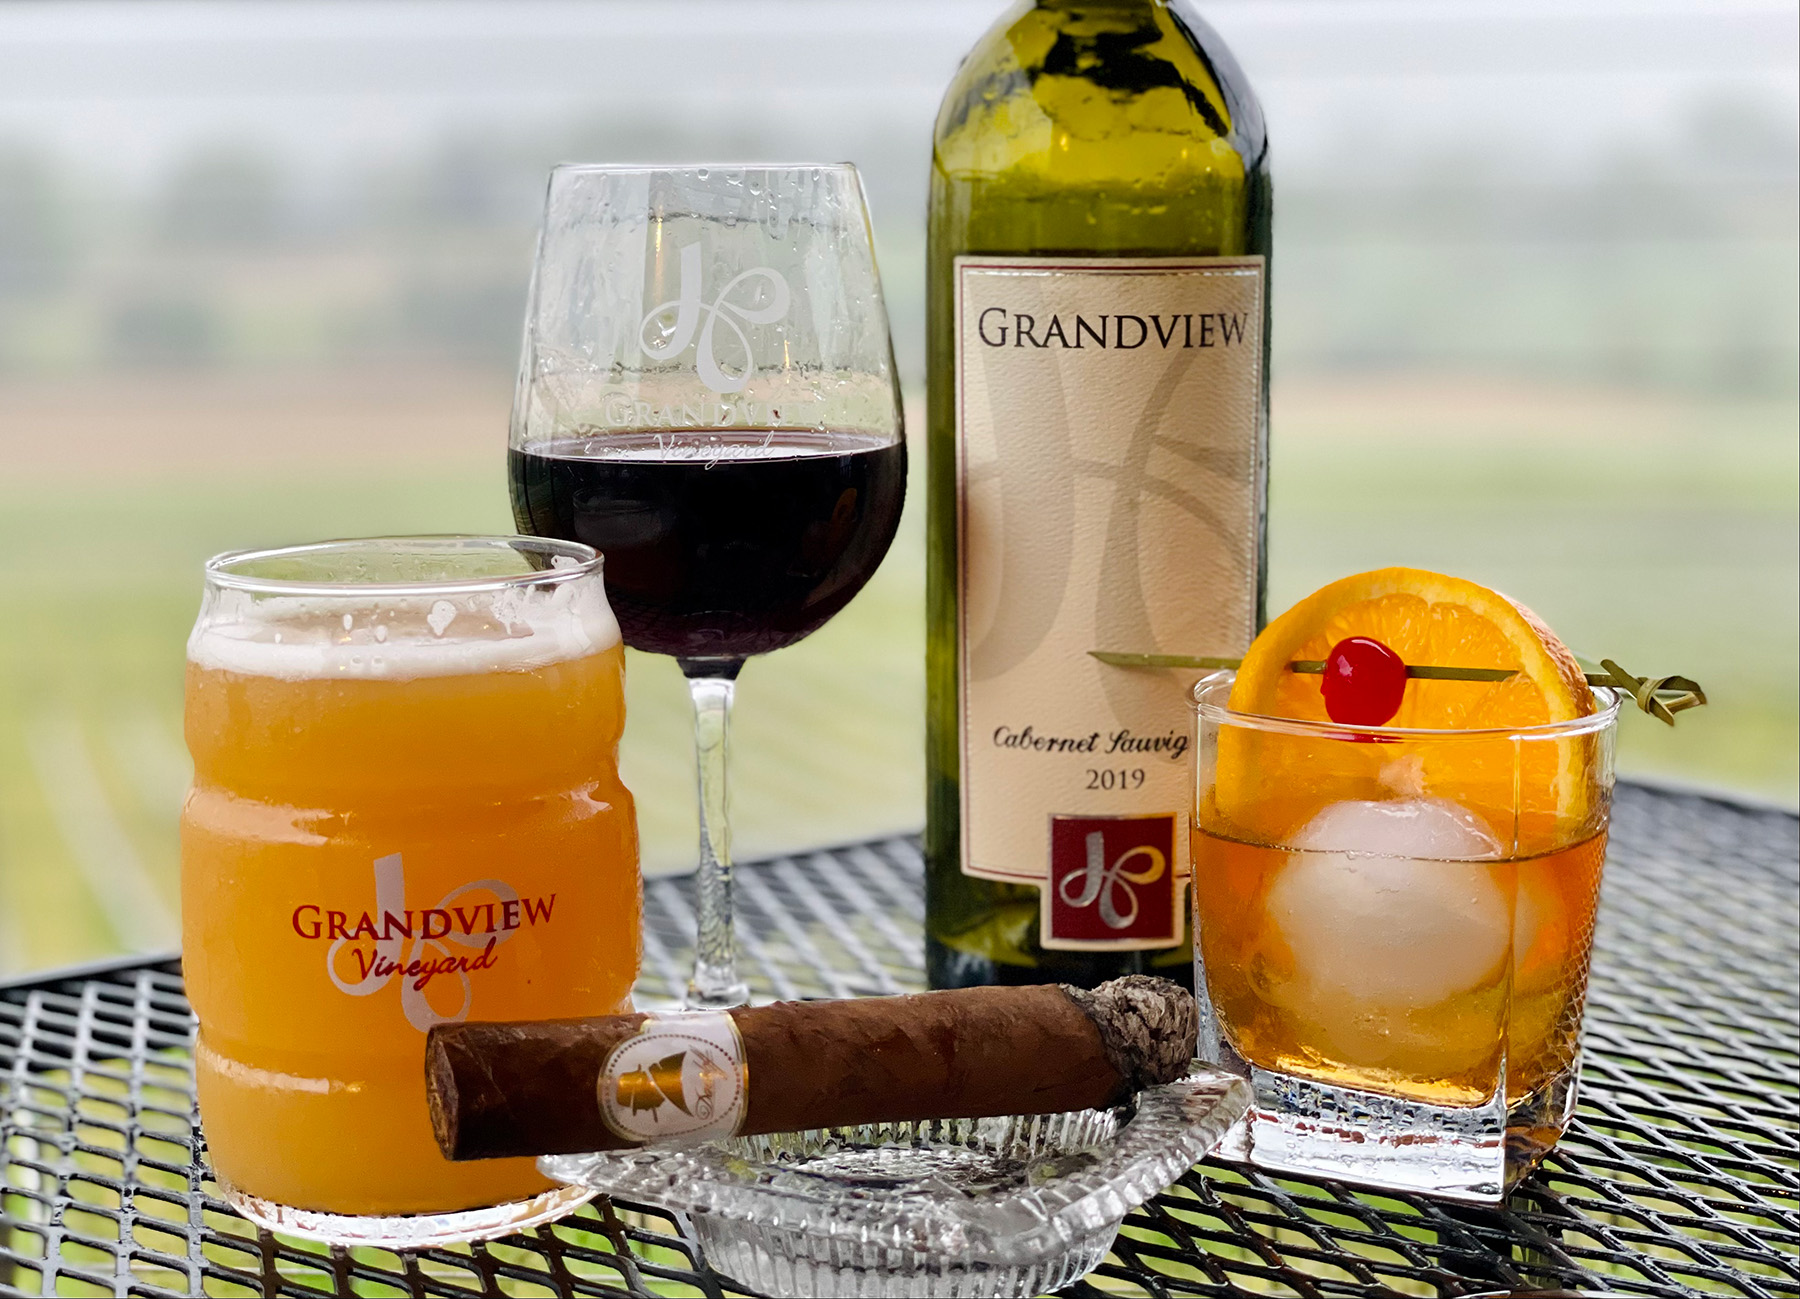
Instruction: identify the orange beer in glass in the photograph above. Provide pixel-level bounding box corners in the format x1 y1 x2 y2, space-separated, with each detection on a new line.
181 537 639 1245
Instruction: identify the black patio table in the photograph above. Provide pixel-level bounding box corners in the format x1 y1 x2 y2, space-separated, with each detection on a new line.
2 781 1795 1297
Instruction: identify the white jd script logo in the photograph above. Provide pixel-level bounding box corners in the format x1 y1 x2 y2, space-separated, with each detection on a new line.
639 242 791 394
1059 833 1167 930
325 854 524 1032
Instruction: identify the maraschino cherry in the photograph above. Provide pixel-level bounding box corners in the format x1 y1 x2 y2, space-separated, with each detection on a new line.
1320 636 1408 726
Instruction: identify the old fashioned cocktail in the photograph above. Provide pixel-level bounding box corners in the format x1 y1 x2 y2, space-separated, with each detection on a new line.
1189 569 1619 1200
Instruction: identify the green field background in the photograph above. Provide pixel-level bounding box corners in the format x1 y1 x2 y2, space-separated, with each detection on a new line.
0 378 1794 975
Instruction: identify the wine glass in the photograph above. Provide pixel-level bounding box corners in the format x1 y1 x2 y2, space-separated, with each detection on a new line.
509 163 907 1009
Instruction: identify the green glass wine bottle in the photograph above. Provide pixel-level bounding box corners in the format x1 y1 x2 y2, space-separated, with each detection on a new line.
925 0 1271 989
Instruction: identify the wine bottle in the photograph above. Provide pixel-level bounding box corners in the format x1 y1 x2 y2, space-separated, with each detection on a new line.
925 0 1271 989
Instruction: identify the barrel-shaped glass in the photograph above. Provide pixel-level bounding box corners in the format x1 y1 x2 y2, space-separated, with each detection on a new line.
181 536 639 1246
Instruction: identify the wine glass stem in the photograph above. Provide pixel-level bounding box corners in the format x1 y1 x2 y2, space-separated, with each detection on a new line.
685 674 750 1009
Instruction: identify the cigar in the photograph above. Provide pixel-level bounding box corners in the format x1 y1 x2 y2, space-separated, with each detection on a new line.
427 975 1196 1161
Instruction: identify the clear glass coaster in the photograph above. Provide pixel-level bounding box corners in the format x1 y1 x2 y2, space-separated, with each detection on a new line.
542 1067 1249 1299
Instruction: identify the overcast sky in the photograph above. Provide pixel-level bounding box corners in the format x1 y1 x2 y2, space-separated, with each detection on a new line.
0 0 1795 186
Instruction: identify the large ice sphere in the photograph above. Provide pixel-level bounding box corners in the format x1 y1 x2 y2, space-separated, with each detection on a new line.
1260 798 1511 1079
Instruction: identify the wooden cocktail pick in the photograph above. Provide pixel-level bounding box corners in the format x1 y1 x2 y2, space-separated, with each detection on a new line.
1087 651 1707 726
1582 658 1707 726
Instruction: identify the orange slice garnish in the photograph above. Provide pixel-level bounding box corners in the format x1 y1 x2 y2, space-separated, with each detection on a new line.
1214 567 1598 854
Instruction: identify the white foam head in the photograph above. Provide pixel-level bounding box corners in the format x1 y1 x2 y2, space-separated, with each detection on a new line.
188 577 621 681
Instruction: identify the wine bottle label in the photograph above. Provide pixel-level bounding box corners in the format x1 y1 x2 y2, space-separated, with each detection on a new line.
597 1012 748 1145
954 255 1266 951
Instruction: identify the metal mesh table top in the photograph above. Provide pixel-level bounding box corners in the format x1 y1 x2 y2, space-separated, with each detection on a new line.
2 781 1796 1298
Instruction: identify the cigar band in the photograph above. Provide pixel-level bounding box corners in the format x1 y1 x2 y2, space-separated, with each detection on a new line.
597 1012 747 1145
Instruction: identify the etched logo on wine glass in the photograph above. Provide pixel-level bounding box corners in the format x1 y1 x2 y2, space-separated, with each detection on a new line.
639 242 791 394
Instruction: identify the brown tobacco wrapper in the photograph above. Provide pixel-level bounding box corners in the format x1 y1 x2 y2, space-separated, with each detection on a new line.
428 975 1197 1161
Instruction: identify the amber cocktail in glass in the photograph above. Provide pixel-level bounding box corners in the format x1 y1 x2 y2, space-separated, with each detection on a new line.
1190 670 1620 1200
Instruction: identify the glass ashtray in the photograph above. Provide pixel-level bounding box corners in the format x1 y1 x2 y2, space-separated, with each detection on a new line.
541 1067 1250 1298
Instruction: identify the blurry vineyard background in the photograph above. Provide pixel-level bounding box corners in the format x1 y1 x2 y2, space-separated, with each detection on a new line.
0 0 1795 974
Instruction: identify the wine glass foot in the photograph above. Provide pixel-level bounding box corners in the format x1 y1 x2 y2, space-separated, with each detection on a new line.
684 975 752 1011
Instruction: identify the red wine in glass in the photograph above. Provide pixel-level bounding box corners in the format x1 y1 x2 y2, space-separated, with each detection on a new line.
509 429 907 672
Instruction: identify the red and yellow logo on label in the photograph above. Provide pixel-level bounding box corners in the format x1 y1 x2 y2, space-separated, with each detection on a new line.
1045 814 1181 949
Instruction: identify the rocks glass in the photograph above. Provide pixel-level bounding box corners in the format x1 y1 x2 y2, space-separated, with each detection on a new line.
1189 671 1621 1200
